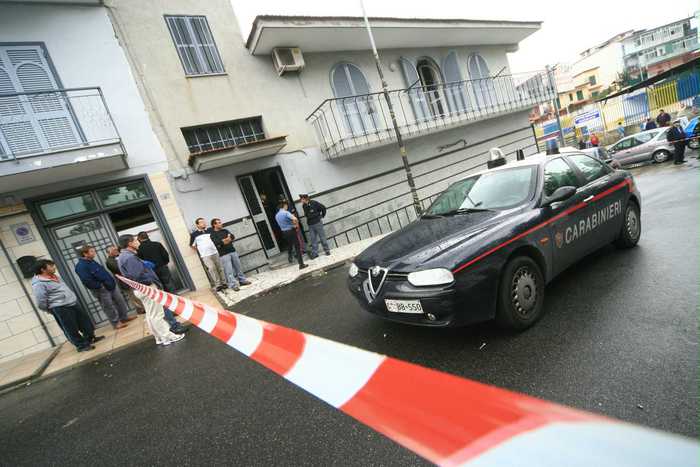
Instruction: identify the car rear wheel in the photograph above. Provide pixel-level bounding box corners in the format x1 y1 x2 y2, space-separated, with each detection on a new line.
496 256 545 331
614 200 641 249
652 150 670 163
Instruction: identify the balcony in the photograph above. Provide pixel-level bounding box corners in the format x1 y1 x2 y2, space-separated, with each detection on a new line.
306 71 555 159
0 87 127 193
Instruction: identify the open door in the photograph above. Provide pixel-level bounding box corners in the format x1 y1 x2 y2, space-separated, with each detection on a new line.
238 175 281 257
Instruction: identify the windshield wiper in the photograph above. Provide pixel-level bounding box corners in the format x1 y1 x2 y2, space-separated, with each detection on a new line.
421 213 444 219
441 207 494 216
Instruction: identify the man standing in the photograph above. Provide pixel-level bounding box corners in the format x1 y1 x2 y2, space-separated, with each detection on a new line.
300 194 331 259
589 133 599 147
275 200 308 270
137 232 174 292
667 120 687 165
644 117 657 131
118 234 185 346
616 122 625 139
210 219 251 292
106 245 145 314
32 259 104 352
75 245 135 329
190 218 226 292
656 109 671 127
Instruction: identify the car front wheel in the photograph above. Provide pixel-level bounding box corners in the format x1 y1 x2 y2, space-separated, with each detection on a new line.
688 138 699 150
652 150 670 163
614 200 641 249
496 256 545 331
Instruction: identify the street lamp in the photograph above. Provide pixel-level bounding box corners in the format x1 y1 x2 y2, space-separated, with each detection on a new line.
360 0 422 216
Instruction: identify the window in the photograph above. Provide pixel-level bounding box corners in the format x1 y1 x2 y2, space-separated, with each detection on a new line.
544 158 579 196
467 54 496 108
39 193 97 221
331 63 380 135
165 16 224 76
556 97 561 109
443 51 469 112
96 181 149 207
182 117 265 154
427 166 536 213
588 75 596 85
417 58 447 116
576 90 584 100
592 91 599 98
569 93 574 101
568 154 608 183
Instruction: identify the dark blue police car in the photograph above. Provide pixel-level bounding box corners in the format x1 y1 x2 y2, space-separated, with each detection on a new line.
348 149 641 330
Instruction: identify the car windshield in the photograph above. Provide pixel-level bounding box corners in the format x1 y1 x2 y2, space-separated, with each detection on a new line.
426 166 536 215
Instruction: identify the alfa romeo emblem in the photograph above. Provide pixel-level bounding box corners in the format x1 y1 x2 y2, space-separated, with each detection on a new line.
555 231 564 249
363 265 388 303
370 266 382 277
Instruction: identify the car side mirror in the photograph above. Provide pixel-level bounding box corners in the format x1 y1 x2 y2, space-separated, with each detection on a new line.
543 186 576 207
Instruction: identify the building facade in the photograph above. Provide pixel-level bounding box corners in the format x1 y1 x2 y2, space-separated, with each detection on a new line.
107 0 553 275
0 1 209 362
623 16 699 82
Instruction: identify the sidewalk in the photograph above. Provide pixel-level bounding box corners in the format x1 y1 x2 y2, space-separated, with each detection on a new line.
0 234 383 391
215 234 383 310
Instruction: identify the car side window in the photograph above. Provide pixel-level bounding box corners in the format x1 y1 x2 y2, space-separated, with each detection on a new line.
568 154 608 183
615 138 634 150
543 158 579 197
633 133 654 145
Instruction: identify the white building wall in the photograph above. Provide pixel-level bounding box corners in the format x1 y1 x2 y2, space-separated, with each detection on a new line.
571 42 624 89
0 2 170 200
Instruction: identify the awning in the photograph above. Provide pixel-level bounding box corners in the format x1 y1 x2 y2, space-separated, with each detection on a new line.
598 56 700 102
246 15 541 55
187 136 288 172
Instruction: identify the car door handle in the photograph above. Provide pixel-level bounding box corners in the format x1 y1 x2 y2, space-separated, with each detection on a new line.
583 195 595 203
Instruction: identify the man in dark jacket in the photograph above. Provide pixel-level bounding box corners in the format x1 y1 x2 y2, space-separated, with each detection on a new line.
667 120 687 165
656 109 671 127
75 245 135 329
210 218 251 292
644 117 657 131
137 231 174 292
300 194 331 258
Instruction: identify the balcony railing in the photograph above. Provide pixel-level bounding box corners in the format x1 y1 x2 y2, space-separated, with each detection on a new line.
0 87 122 162
306 70 555 159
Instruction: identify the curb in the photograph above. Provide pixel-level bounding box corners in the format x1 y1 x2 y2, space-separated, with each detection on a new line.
214 257 354 311
0 345 62 395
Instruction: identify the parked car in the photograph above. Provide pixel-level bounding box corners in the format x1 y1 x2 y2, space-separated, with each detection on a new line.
606 128 674 165
685 117 699 149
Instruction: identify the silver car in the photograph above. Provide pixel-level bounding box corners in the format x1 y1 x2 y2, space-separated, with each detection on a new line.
606 128 673 165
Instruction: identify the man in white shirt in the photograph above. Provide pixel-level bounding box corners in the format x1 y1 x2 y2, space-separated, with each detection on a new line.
189 217 226 291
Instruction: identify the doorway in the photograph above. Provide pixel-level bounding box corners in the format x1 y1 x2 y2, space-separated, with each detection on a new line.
417 58 447 117
238 167 299 258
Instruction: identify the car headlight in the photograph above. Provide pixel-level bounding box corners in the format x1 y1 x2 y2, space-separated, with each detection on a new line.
407 268 454 286
348 262 359 278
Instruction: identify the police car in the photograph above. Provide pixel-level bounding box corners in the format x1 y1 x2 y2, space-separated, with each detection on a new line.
347 147 641 330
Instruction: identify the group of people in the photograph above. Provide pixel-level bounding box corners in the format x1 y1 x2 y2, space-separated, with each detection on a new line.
274 195 331 270
31 232 188 352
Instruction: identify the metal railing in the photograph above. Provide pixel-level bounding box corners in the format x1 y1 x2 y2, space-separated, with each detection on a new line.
0 87 122 162
306 70 555 159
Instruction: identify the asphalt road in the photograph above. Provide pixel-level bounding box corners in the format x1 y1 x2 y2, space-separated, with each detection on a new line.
1 159 698 466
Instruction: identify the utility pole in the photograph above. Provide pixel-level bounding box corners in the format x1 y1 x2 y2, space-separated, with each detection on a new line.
360 0 422 216
546 65 565 147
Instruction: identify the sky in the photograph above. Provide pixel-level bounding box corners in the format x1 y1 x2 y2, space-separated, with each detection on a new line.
232 0 699 72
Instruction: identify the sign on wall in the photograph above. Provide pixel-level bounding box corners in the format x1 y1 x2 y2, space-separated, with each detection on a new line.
11 223 35 245
574 110 603 129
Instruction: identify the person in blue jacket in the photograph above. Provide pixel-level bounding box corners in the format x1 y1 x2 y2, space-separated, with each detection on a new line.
75 245 136 329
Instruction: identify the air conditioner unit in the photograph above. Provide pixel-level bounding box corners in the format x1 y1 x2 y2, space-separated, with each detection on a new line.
272 47 305 75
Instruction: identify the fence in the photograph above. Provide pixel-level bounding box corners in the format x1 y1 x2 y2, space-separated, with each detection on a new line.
308 70 555 159
534 69 700 146
0 87 121 161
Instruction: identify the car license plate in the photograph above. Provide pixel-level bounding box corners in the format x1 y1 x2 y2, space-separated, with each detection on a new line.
385 299 423 314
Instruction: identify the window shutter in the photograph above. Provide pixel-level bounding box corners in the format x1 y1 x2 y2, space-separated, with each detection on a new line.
443 52 470 113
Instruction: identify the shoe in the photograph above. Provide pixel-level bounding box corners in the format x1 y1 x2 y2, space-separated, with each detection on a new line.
232 285 240 292
288 257 294 264
115 322 129 329
91 336 106 344
136 309 146 315
299 264 309 270
170 325 189 335
215 285 225 292
77 345 95 352
239 280 252 286
121 316 137 322
161 334 185 346
309 254 318 259
325 251 331 256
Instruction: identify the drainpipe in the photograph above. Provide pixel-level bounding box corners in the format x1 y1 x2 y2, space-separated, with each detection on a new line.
0 238 55 347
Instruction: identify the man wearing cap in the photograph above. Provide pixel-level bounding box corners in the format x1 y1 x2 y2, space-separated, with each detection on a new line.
300 194 330 259
667 120 687 165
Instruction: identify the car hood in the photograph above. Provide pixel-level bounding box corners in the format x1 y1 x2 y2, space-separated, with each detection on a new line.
355 210 512 272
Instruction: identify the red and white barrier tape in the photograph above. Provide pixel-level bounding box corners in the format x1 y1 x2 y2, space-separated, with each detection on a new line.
119 276 698 466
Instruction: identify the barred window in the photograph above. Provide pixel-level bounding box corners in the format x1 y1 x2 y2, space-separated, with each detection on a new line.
165 15 224 76
182 118 265 154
